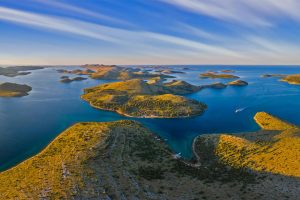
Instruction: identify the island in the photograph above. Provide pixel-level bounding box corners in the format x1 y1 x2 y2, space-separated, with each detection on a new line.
202 82 227 89
57 69 94 75
60 77 87 83
0 82 32 97
200 72 239 79
81 64 174 80
281 74 300 85
0 112 298 199
0 66 44 77
81 79 207 118
261 74 286 78
155 69 185 74
228 80 248 86
221 69 235 73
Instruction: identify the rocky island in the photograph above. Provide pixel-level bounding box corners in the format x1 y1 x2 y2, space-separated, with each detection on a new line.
281 74 300 85
0 112 299 199
200 72 239 79
0 82 32 97
81 79 207 118
228 80 248 86
0 66 44 77
261 73 300 85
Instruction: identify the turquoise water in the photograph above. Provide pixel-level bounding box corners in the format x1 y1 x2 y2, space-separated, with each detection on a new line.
1 66 300 171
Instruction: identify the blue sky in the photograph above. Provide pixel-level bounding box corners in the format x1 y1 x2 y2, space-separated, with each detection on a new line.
1 0 300 65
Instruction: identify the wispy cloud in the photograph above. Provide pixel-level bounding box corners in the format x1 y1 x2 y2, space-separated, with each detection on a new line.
158 0 300 27
31 0 128 25
1 2 300 65
0 6 122 42
0 6 244 59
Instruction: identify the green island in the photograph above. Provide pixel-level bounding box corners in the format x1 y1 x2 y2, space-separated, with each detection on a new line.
81 79 207 118
0 66 44 77
0 112 299 199
200 72 239 79
0 82 32 97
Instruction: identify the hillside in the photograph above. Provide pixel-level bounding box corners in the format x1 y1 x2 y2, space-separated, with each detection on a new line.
0 118 299 199
0 82 32 97
82 79 207 118
119 94 207 118
194 112 300 177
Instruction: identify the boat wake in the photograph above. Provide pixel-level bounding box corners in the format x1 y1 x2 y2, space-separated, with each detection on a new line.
235 107 247 113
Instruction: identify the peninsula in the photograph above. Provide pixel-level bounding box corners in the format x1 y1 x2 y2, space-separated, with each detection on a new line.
194 112 300 177
0 82 32 97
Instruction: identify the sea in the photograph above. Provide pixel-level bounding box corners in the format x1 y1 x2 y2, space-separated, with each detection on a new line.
1 65 300 171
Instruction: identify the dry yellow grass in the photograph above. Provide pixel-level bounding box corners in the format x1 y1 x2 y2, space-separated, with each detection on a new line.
214 112 300 177
0 122 112 199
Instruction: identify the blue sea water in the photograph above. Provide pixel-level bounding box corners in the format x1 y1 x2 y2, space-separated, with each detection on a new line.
1 65 300 171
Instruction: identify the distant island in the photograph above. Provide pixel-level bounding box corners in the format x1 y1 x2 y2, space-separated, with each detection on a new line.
0 66 44 77
0 82 32 97
81 79 207 118
155 69 185 74
200 72 239 79
221 69 235 73
228 80 248 86
262 73 300 85
60 76 87 83
0 112 298 199
58 65 175 80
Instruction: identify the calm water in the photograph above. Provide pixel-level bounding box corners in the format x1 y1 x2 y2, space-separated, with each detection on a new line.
1 66 300 171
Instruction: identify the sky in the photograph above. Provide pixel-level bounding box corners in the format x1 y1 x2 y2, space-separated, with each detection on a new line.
1 0 300 65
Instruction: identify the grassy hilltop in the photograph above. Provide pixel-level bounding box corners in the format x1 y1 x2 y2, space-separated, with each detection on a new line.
0 113 299 199
195 112 300 177
82 79 207 118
